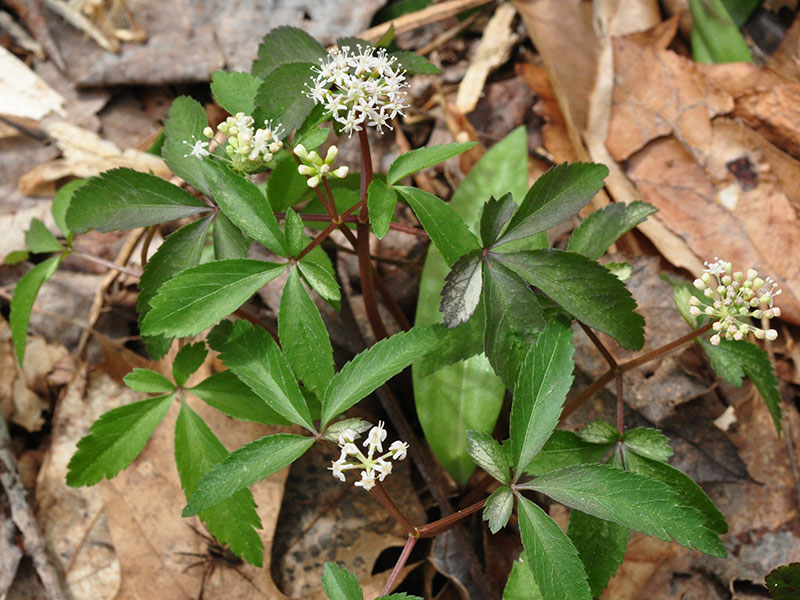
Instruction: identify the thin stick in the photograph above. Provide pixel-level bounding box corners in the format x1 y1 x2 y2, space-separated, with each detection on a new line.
616 373 624 434
0 416 67 600
416 498 486 537
298 221 340 259
277 212 427 237
357 0 493 42
380 535 417 596
72 252 141 279
579 322 617 370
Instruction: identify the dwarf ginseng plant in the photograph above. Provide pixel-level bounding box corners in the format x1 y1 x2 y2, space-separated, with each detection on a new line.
8 26 784 599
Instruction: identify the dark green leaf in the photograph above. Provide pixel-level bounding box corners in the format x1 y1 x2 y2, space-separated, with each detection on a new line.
517 495 592 600
161 96 212 194
482 257 545 387
524 464 727 556
201 160 286 255
388 143 477 185
524 430 613 476
188 371 291 425
373 0 431 23
480 193 515 247
622 428 673 462
321 562 363 600
567 201 657 260
172 342 208 387
396 186 480 267
299 251 341 302
25 218 62 253
53 179 87 238
483 486 514 534
367 179 397 239
440 250 482 328
123 368 175 393
690 0 753 64
503 553 543 600
766 563 800 600
568 510 628 598
251 26 326 79
174 400 263 565
415 308 483 377
283 208 305 257
577 420 620 445
210 71 263 115
67 394 173 486
4 251 29 265
279 267 335 396
208 319 314 430
294 127 330 150
9 255 62 365
466 430 510 484
510 320 574 475
253 62 317 135
702 339 781 434
623 450 727 534
137 217 212 359
496 249 645 350
391 50 441 75
66 168 210 234
321 418 372 443
212 211 249 260
183 433 314 515
321 325 443 427
267 152 312 212
496 163 609 247
141 259 286 338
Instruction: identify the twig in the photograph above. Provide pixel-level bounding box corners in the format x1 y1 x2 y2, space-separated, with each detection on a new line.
357 0 494 42
72 251 142 279
0 416 67 600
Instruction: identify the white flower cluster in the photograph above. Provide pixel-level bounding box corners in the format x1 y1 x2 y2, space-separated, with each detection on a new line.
293 144 348 188
691 258 781 345
184 112 284 174
307 45 409 137
329 421 408 491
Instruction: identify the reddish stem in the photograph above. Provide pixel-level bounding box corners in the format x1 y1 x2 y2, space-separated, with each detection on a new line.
380 535 417 596
416 498 487 538
298 221 339 259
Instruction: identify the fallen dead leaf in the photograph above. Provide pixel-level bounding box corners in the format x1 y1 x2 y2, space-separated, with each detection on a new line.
0 45 65 120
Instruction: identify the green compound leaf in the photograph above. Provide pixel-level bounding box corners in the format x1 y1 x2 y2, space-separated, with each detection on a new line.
183 433 314 515
67 394 173 487
496 163 609 248
201 160 286 256
523 464 727 556
524 430 613 476
387 142 477 185
440 250 483 328
517 495 592 600
483 485 514 534
321 325 444 427
123 368 175 394
577 420 620 445
510 320 574 475
172 342 208 387
480 193 515 247
52 178 87 238
503 553 544 600
25 218 63 253
766 563 800 600
211 71 264 115
279 267 335 396
162 96 212 194
623 449 727 535
188 371 291 426
251 26 327 79
567 510 629 598
367 178 398 239
495 249 645 350
414 306 483 377
396 186 480 267
141 259 286 338
482 257 545 388
567 201 657 260
298 251 341 303
208 319 313 431
701 339 782 435
174 400 263 565
391 50 441 75
321 562 363 600
284 208 306 257
212 210 249 260
466 430 510 484
9 254 62 365
66 168 211 234
622 427 673 462
253 62 317 135
137 217 212 359
267 152 312 212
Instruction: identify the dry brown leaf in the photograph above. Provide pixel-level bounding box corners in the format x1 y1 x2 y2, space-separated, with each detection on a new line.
454 2 519 113
732 84 800 158
606 37 733 163
769 12 800 79
0 46 65 120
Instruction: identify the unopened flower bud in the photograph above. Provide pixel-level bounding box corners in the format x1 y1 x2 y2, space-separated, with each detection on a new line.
765 329 778 341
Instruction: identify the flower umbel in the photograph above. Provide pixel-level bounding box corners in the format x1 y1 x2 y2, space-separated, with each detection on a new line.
307 45 409 137
691 258 781 345
329 421 409 491
293 143 349 188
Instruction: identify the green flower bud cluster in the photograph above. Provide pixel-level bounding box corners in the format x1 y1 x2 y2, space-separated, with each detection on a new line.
293 144 349 188
690 258 781 345
189 112 284 174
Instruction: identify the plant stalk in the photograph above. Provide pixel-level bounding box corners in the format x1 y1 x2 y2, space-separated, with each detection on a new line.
380 535 417 596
